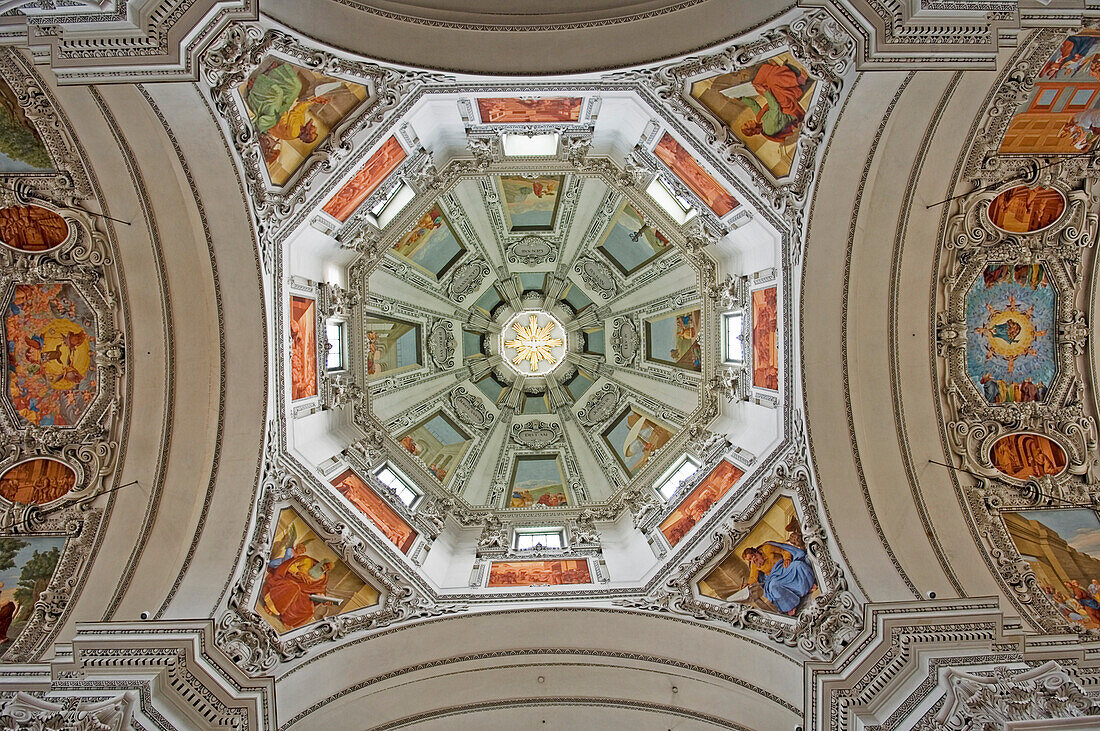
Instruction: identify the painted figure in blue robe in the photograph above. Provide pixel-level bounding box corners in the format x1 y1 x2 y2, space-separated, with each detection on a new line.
741 540 816 615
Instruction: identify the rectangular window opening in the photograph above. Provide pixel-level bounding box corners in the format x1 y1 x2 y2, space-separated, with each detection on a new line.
326 320 345 371
724 313 744 363
501 133 559 157
657 457 701 501
376 183 416 229
645 177 696 224
375 465 421 508
513 528 565 551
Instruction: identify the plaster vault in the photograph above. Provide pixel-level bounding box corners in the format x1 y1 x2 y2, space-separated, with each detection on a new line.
0 2 1096 730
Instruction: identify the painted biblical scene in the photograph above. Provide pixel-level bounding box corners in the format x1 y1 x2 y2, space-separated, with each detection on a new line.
645 308 702 371
487 559 591 588
967 265 1055 405
498 175 562 231
0 79 50 172
365 315 421 379
752 287 779 390
602 405 675 476
690 53 816 178
659 460 745 547
322 136 406 222
476 97 582 124
6 283 97 426
0 459 76 505
698 497 817 616
508 456 568 508
0 205 68 253
330 469 417 553
1004 508 1100 630
987 185 1066 234
256 509 380 634
596 201 672 275
0 534 65 653
392 206 465 279
289 296 317 400
653 133 738 216
990 433 1068 481
1000 31 1100 154
240 59 367 185
397 412 472 484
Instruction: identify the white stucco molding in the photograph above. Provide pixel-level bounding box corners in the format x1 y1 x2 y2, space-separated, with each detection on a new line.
0 619 275 730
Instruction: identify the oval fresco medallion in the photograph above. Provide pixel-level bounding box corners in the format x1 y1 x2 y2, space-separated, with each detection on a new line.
0 458 76 504
0 205 69 253
990 432 1068 481
986 185 1066 235
5 282 97 426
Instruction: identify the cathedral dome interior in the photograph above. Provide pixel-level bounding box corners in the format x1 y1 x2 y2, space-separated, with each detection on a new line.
0 1 1099 730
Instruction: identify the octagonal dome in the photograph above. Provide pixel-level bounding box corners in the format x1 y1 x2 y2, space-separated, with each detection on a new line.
275 72 791 601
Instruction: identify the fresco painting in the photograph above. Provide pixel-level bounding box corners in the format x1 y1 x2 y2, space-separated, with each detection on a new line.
653 133 738 216
987 185 1066 234
330 469 418 553
602 406 675 476
322 136 406 222
508 456 568 508
392 206 465 278
690 53 816 178
1000 31 1100 154
6 283 96 426
256 509 379 633
498 175 562 231
0 79 50 172
990 433 1068 481
698 497 817 616
967 265 1055 404
487 559 591 587
397 412 472 484
596 202 672 274
240 59 367 185
1004 508 1100 630
0 459 76 505
476 97 582 123
0 206 68 253
645 308 702 371
0 534 65 651
365 315 421 379
289 296 317 400
752 287 778 390
659 461 745 547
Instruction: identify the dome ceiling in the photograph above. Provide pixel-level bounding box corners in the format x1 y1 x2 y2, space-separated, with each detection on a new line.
360 168 713 513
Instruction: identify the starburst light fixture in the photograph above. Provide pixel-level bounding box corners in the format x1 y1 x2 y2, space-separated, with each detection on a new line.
503 312 565 374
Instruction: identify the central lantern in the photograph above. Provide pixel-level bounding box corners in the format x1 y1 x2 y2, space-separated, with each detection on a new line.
501 310 566 375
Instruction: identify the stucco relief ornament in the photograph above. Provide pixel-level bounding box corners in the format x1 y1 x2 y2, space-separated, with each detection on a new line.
511 421 562 450
506 235 558 266
446 259 490 301
610 316 639 365
448 387 493 432
574 254 618 299
577 383 621 428
427 319 456 369
0 691 136 731
570 510 602 546
926 661 1100 730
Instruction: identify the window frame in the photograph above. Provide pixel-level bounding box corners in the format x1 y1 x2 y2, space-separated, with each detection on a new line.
326 319 347 372
722 311 745 365
656 455 702 502
512 526 567 551
374 464 422 509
